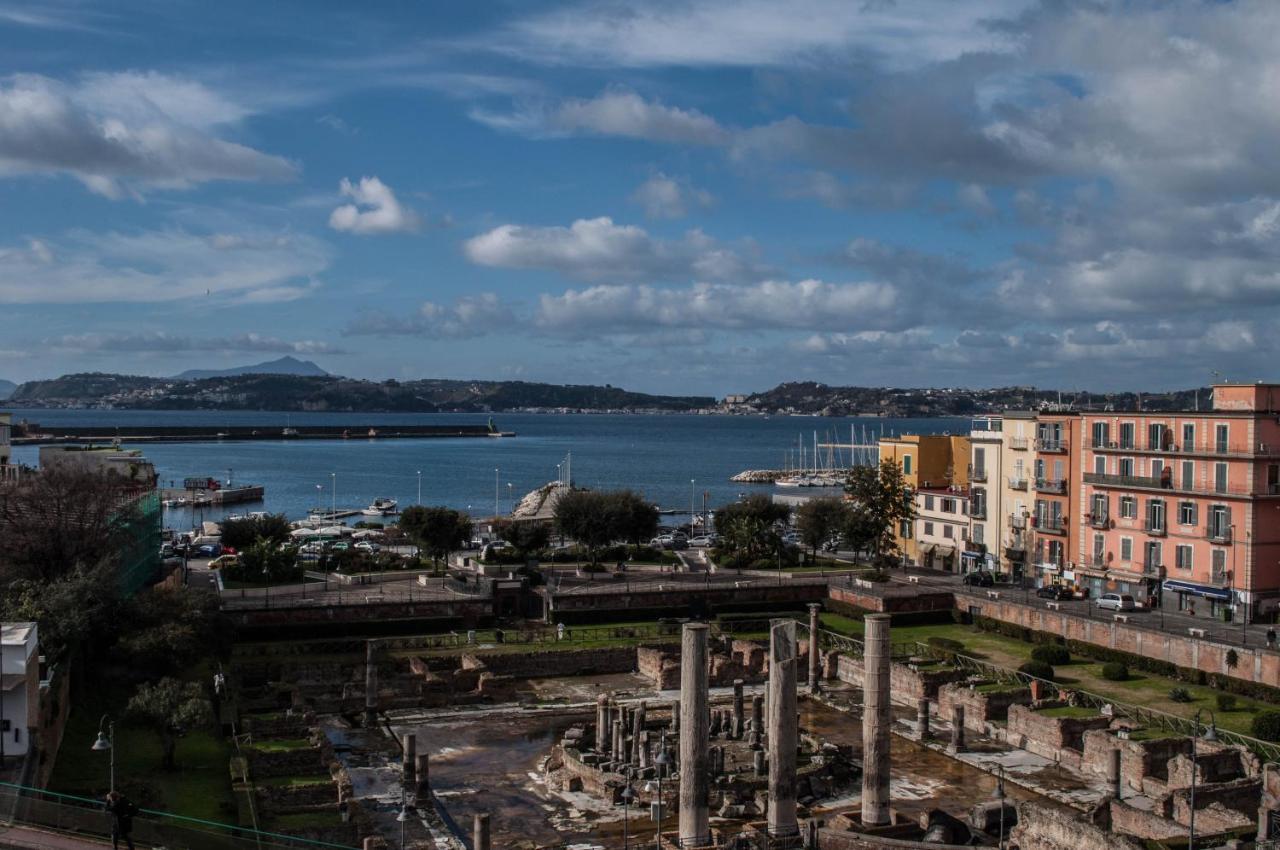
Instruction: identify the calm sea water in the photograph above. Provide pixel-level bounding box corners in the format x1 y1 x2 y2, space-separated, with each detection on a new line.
8 410 967 523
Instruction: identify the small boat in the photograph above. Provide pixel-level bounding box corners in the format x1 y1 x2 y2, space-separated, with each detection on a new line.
361 497 399 516
283 427 299 437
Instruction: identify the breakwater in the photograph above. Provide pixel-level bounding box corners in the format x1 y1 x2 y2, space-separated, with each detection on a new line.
14 422 513 445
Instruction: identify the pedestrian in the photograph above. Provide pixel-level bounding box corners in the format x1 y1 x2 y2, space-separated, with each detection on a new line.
105 791 138 850
1267 628 1276 650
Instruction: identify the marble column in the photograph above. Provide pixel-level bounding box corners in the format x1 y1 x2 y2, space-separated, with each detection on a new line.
949 705 966 754
363 640 378 728
750 694 764 749
768 619 799 838
917 698 931 740
473 813 491 850
678 623 710 846
732 679 745 739
861 613 892 827
596 694 610 754
632 700 646 751
808 603 822 691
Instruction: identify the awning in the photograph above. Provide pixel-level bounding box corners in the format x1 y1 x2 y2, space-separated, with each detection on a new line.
1163 579 1232 601
961 550 983 563
919 544 936 556
935 545 956 558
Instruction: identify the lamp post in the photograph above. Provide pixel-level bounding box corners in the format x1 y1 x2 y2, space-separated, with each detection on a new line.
330 472 336 518
396 786 409 850
1189 708 1218 850
653 742 672 850
992 763 1006 849
620 769 634 849
507 483 513 515
690 479 696 536
91 715 114 794
315 483 322 515
494 468 500 517
416 470 422 506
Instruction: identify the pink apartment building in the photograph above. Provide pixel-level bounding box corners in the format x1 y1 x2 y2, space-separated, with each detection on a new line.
1077 383 1280 621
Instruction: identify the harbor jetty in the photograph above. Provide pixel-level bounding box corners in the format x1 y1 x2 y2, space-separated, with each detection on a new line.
730 469 789 483
13 421 514 445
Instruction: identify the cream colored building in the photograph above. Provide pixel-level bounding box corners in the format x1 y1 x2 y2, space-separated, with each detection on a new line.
965 413 1037 577
914 486 970 571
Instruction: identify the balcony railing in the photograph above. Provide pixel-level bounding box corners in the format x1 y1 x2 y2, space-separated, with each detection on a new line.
1007 476 1028 490
970 504 987 520
1084 438 1280 459
1089 513 1110 529
1083 471 1260 498
969 466 988 483
1207 527 1233 544
1004 546 1026 561
1034 516 1065 533
1009 515 1027 529
1035 439 1066 452
1035 478 1068 494
1211 570 1231 587
1144 560 1164 576
1145 521 1167 537
1009 437 1029 450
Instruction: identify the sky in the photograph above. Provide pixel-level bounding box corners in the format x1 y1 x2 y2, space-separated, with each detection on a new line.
0 0 1277 396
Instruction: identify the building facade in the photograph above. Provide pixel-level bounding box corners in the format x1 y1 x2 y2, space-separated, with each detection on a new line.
1075 384 1280 620
1031 413 1079 590
1 622 39 760
880 434 970 567
914 486 970 572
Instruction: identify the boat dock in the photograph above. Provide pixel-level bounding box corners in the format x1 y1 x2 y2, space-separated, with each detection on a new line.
13 422 514 445
161 483 265 508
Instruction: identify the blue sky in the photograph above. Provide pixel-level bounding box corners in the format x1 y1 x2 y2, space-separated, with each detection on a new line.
1 0 1278 395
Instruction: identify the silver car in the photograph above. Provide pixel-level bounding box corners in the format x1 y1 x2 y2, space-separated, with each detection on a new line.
1096 592 1136 612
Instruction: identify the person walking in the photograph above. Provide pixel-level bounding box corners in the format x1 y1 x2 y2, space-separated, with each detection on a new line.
106 791 138 850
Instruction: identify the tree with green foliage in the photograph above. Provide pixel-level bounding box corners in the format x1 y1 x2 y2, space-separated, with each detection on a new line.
713 495 790 566
1 560 123 662
794 497 848 562
218 513 292 550
116 588 231 677
494 520 552 559
843 459 915 568
609 490 660 546
398 505 473 571
554 489 616 565
226 536 301 584
126 677 213 770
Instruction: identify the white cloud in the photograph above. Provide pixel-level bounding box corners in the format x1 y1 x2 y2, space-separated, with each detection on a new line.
328 176 420 235
464 216 766 283
471 90 729 146
631 173 714 219
535 279 898 333
344 293 514 338
0 228 329 303
0 72 295 197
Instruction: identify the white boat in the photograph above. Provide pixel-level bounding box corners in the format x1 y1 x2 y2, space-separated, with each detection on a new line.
361 497 399 516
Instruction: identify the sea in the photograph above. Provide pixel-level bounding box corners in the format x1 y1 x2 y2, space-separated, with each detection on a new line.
7 409 968 525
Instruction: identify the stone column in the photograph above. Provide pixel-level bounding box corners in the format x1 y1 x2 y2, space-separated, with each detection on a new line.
638 730 651 769
473 813 491 850
732 679 745 739
917 698 931 740
1110 747 1123 799
633 700 647 749
949 705 966 754
363 640 378 728
613 718 626 765
861 613 892 827
808 604 822 691
415 753 430 797
403 732 417 787
768 619 799 838
596 694 610 754
750 695 764 749
678 623 710 846
754 750 766 777
671 699 680 735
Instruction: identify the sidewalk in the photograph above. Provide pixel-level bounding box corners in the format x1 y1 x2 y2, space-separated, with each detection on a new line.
0 825 108 849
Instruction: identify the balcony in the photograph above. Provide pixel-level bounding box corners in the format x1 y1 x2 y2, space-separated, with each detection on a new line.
1009 437 1029 450
1088 513 1110 529
1087 554 1107 569
1009 514 1027 530
1035 439 1066 453
1207 527 1233 544
1034 516 1066 534
1084 438 1280 460
1007 476 1028 490
1144 560 1164 577
1035 478 1068 494
1005 546 1026 561
969 466 988 483
1083 471 1260 498
1145 521 1167 537
1211 569 1232 587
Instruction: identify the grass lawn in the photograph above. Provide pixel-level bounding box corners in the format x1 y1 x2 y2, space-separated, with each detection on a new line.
1038 705 1103 719
248 737 313 753
257 774 332 788
48 674 236 823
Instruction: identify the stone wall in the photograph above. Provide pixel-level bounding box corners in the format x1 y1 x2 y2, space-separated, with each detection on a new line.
636 638 768 689
1004 704 1112 768
1167 777 1261 829
1080 729 1190 794
1107 800 1185 842
835 655 965 703
1166 745 1251 789
936 683 1031 733
1008 802 1145 850
827 584 954 615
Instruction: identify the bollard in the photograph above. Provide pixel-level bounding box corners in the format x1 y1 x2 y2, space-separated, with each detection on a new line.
473 813 491 850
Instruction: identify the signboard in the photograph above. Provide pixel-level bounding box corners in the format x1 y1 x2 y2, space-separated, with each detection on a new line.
183 477 218 490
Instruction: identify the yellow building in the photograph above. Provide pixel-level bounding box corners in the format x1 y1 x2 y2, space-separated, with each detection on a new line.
878 433 970 564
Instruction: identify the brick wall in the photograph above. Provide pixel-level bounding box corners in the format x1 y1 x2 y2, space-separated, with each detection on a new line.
636 639 768 689
1009 803 1146 850
1004 704 1112 767
1080 729 1191 794
836 655 966 702
1107 800 1185 842
937 683 1031 733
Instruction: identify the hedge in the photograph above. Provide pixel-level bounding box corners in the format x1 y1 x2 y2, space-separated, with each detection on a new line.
1100 662 1129 681
1252 710 1280 742
1018 660 1055 681
1030 645 1071 666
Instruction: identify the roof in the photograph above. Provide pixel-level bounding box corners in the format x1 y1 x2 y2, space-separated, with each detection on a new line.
1 622 36 646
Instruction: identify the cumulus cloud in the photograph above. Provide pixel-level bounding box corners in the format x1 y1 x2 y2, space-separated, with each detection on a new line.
0 72 295 197
0 228 329 303
344 293 515 338
471 89 729 145
631 173 713 219
328 176 420 235
535 279 898 333
464 216 767 283
52 332 346 354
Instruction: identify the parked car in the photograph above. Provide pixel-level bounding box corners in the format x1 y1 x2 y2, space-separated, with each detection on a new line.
195 543 222 557
207 554 239 570
354 541 381 553
962 571 995 587
689 535 718 547
1036 584 1072 600
1097 593 1137 611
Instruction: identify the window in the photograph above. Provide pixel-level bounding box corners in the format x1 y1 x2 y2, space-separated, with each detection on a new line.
1175 544 1193 570
973 524 984 544
1146 498 1166 532
1148 423 1167 451
1208 504 1230 541
1091 493 1108 523
1120 457 1135 477
899 520 911 538
1120 537 1133 561
923 521 934 536
1046 539 1064 565
1181 460 1195 490
1034 458 1045 480
941 498 955 514
1119 422 1136 449
1092 533 1105 563
973 447 986 478
1119 496 1137 519
903 454 913 475
1214 462 1228 493
925 495 935 511
1178 501 1197 526
1144 541 1162 568
1182 422 1195 452
1092 421 1110 447
1269 465 1280 495
972 488 986 517
1094 455 1106 475
1215 424 1229 454
961 526 968 541
1212 549 1227 581
944 525 953 539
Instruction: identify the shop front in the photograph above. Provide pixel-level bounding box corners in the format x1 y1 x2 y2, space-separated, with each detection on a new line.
1161 578 1233 619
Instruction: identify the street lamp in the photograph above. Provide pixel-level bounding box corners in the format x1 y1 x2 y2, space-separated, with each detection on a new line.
620 769 635 849
653 741 672 850
396 786 409 850
690 479 696 536
507 483 513 515
330 472 337 518
416 471 422 506
495 467 500 517
992 763 1006 849
91 715 114 794
1189 709 1218 850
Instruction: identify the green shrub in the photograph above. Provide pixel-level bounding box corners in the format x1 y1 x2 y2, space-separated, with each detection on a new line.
1019 660 1055 681
1101 662 1129 681
1168 687 1193 703
1031 645 1071 666
1252 711 1280 742
1216 694 1238 712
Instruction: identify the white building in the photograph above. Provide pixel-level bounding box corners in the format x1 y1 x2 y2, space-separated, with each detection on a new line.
1 622 39 759
914 486 970 572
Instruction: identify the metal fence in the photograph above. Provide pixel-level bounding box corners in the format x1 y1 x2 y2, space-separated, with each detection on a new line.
219 575 492 610
0 782 359 850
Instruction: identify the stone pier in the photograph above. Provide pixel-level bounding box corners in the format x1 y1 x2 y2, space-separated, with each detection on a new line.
768 619 799 838
808 604 822 691
403 733 416 787
732 679 745 739
861 613 892 827
473 813 491 850
949 705 966 754
414 752 430 797
750 694 764 749
917 698 931 740
678 623 711 846
596 694 609 753
363 640 378 728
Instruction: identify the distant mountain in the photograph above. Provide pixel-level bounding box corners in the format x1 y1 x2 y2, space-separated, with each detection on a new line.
0 379 15 400
173 356 329 380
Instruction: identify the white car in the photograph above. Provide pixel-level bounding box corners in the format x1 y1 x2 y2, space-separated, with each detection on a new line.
354 541 381 553
689 535 716 547
1096 593 1136 612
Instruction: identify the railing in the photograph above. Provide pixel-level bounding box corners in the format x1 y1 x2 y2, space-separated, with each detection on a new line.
1034 478 1068 494
1009 437 1029 450
1089 513 1109 529
1086 438 1280 459
1033 517 1064 533
1035 439 1065 452
970 504 987 519
1207 527 1233 543
0 782 359 850
1145 521 1167 536
1008 515 1027 529
1007 476 1027 490
969 466 988 482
